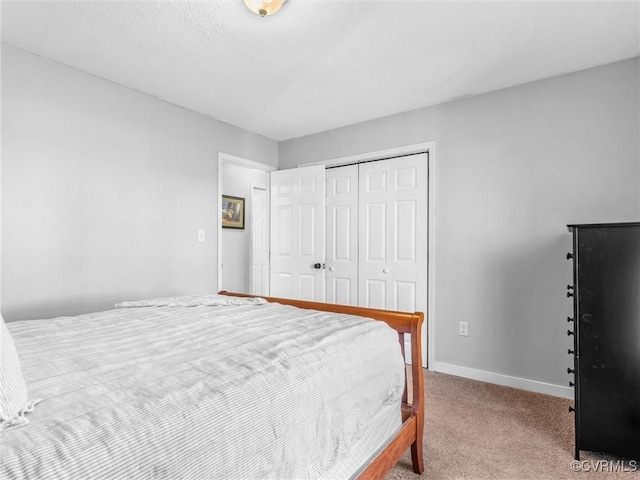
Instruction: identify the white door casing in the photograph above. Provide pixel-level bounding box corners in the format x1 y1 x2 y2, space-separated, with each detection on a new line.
269 165 326 301
325 165 359 305
250 186 269 296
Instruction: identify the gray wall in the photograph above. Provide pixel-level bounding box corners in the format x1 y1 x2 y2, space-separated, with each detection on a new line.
1 45 278 321
3 41 639 393
280 58 640 389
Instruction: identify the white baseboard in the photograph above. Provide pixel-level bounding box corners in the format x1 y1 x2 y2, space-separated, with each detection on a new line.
431 361 574 399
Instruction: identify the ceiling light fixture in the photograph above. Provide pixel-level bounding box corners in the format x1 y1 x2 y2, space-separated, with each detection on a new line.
243 0 286 17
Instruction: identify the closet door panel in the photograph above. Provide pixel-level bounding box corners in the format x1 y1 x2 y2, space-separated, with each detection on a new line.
325 165 358 305
330 277 353 305
395 281 417 312
395 200 417 262
365 203 387 262
366 280 386 310
358 155 427 313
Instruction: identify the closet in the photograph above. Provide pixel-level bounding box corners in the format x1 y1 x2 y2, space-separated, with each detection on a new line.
567 222 640 461
324 154 428 314
270 153 428 361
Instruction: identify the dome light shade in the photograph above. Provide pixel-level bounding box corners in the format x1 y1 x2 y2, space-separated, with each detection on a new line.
243 0 287 17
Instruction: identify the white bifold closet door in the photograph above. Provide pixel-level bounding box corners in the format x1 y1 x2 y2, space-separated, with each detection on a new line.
357 155 427 314
270 154 428 364
325 164 359 306
326 154 427 315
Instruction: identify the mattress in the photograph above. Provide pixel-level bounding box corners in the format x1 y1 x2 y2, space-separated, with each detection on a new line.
1 295 405 479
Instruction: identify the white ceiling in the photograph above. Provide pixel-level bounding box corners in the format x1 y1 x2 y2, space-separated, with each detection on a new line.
2 1 639 141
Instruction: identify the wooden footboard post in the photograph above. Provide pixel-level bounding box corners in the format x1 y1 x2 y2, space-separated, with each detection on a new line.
409 312 425 474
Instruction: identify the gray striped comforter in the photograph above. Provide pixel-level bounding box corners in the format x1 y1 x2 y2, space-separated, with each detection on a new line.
1 297 404 479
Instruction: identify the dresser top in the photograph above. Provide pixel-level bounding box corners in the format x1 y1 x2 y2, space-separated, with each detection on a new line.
567 222 640 232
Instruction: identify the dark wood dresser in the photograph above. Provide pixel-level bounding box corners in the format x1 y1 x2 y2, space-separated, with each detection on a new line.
567 222 640 461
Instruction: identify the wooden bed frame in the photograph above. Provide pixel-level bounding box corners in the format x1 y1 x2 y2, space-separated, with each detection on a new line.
219 291 425 479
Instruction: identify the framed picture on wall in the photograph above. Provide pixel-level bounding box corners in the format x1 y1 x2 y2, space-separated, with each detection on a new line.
221 195 245 229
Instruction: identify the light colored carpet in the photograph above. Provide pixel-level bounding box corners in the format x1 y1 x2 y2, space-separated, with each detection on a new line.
386 370 637 479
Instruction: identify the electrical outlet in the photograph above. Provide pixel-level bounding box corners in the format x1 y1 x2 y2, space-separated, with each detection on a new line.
459 321 469 337
198 230 205 242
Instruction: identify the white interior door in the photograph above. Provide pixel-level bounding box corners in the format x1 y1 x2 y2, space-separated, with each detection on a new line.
250 186 269 296
325 165 359 305
270 165 326 301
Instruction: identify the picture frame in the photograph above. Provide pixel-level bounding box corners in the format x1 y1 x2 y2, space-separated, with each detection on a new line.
221 195 245 229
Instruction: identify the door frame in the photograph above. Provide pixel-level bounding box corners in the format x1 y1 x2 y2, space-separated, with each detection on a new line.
217 152 276 291
303 142 436 369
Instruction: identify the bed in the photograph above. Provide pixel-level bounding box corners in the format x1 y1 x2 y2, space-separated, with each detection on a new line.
1 292 424 479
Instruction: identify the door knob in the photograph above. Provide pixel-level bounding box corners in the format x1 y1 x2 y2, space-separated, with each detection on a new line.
382 268 390 274
313 263 323 269
328 266 335 272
